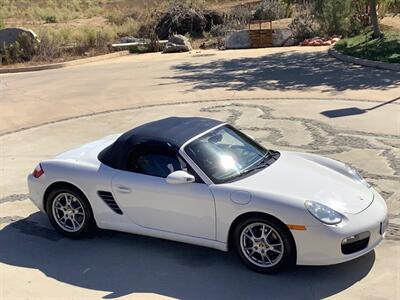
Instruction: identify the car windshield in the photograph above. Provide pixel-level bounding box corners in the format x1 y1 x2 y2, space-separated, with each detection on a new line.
184 125 275 183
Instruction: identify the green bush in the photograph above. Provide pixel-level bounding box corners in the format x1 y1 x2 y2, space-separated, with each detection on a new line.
253 0 287 21
313 0 354 36
44 14 58 23
0 33 37 64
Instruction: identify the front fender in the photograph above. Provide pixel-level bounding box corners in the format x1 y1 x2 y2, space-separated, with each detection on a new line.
211 185 321 243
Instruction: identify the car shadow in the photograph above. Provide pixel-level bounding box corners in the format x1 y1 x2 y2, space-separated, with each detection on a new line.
0 212 375 299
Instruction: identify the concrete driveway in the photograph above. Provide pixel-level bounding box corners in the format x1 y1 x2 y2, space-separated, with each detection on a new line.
0 47 399 299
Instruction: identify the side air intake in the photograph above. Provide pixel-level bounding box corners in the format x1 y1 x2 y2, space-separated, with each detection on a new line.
97 191 123 215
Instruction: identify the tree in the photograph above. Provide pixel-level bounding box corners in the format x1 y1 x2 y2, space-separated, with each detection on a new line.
370 0 381 38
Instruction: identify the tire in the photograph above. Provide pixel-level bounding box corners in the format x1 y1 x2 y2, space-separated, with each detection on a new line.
232 216 296 273
46 186 95 238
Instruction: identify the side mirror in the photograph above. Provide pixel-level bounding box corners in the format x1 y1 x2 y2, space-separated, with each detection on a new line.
166 170 195 184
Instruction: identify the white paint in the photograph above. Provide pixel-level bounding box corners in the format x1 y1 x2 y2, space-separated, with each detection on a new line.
27 125 388 266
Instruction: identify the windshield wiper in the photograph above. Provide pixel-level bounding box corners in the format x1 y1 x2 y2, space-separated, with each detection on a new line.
240 158 270 176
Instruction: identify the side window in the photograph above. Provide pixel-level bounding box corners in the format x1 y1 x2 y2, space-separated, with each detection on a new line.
130 153 182 178
126 143 204 182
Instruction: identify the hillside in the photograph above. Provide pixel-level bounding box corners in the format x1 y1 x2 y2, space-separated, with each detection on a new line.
0 0 260 27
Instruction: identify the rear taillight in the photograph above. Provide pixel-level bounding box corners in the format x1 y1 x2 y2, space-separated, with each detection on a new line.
32 164 44 178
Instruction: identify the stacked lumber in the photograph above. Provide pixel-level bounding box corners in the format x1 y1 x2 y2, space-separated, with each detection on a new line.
249 30 273 48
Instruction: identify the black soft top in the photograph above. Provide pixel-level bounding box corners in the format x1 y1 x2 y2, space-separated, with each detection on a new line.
98 117 223 169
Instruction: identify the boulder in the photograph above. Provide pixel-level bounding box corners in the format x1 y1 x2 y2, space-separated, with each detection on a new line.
225 30 250 49
163 34 192 53
272 28 293 47
282 37 298 47
0 27 39 49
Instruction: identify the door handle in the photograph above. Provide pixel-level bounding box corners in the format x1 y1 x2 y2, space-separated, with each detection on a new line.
116 185 132 194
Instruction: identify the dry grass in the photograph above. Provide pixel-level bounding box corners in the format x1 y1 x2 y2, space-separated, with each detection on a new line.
381 15 400 32
1 0 258 64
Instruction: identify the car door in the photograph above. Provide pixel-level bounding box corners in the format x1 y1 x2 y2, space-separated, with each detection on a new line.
111 144 216 240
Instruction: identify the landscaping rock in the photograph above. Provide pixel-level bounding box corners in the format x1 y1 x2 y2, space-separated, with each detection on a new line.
272 28 293 47
225 30 250 49
163 34 192 53
283 37 298 46
0 27 38 49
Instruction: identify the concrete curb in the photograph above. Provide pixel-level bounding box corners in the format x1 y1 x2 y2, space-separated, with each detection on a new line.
328 47 400 72
0 51 130 74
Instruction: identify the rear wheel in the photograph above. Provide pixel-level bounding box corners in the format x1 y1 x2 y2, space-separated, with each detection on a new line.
233 216 295 273
46 186 95 238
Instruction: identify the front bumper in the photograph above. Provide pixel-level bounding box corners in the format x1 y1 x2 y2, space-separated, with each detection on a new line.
293 188 388 265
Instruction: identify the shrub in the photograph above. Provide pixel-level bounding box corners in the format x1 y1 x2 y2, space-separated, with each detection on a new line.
1 44 21 65
208 24 231 47
44 14 58 24
253 0 287 21
289 4 317 40
225 5 253 29
35 30 63 61
0 33 37 64
77 26 117 50
313 0 353 36
35 25 119 61
116 18 140 37
107 10 131 26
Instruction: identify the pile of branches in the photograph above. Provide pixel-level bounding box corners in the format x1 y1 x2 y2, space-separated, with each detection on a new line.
155 4 223 39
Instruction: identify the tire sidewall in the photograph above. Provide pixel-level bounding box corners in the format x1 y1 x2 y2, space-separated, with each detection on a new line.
233 216 295 273
46 187 94 238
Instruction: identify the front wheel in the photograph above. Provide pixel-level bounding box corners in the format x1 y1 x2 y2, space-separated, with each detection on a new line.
46 186 95 238
233 217 296 273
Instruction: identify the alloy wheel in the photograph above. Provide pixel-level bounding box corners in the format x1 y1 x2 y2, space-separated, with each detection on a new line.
52 192 86 232
240 222 284 268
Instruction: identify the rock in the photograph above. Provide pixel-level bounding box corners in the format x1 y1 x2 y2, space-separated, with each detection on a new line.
282 37 298 47
0 27 39 49
272 28 293 47
225 30 250 49
163 34 192 53
156 7 207 40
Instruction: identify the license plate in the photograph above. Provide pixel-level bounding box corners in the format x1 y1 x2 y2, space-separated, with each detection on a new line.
380 218 389 235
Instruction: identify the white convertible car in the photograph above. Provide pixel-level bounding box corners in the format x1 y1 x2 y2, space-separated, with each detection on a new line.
28 117 388 273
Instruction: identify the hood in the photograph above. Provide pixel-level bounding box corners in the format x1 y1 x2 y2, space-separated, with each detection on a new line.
228 151 373 214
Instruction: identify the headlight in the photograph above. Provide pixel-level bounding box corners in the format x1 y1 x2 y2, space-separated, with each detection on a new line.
305 201 342 225
345 164 370 188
